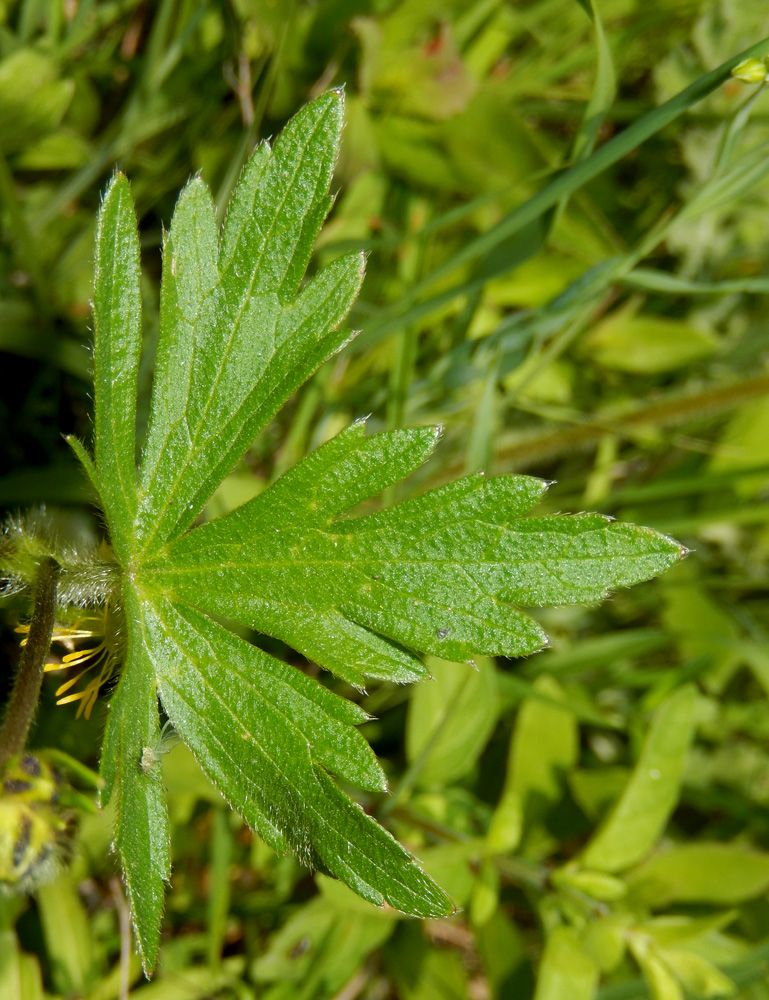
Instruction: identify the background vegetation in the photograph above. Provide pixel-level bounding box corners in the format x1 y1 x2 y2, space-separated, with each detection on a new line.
2 0 769 997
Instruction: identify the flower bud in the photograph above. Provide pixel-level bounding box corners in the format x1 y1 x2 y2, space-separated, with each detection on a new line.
731 57 769 84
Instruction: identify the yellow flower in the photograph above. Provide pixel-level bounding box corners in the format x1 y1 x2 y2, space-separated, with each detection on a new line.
16 606 122 720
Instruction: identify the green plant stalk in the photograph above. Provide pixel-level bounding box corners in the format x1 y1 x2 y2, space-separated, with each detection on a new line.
214 0 295 221
491 373 769 471
504 210 675 405
0 557 60 767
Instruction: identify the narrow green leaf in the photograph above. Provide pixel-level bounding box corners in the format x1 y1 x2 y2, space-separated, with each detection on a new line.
549 0 616 238
0 932 43 1000
206 808 233 969
629 945 683 1000
144 597 452 917
91 173 142 562
641 913 737 948
135 91 363 554
375 34 769 322
584 311 718 374
582 685 696 873
388 928 469 1000
660 949 736 998
571 0 616 164
623 268 769 296
100 587 170 974
476 909 530 995
252 882 395 993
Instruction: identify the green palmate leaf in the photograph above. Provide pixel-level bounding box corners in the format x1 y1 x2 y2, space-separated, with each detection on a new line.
72 90 687 973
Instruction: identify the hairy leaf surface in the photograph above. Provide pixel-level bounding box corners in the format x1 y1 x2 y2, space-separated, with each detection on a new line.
145 423 683 686
135 90 362 555
141 597 452 916
91 173 142 562
100 587 170 971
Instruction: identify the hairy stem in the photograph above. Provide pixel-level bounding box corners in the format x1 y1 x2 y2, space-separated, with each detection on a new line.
0 557 60 767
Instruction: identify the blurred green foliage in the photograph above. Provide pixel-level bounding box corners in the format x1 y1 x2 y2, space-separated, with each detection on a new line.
2 0 769 997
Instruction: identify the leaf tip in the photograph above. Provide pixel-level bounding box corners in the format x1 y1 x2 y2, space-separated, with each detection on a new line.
101 170 132 209
104 167 126 188
657 531 689 565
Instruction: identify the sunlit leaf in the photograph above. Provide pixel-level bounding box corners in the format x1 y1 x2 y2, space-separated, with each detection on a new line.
76 90 686 972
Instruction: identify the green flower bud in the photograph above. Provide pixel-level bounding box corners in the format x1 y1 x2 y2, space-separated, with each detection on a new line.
731 57 769 84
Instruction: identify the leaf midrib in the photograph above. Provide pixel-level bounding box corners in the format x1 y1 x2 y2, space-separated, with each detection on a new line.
98 192 139 534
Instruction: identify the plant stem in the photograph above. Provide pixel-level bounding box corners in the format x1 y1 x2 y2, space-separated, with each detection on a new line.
474 372 769 473
0 557 60 767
